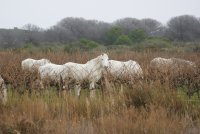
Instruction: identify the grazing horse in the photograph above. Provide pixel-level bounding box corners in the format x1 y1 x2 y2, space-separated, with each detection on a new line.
0 75 7 105
21 58 51 94
150 57 196 76
64 53 109 98
38 63 69 92
150 57 198 97
107 60 143 81
21 58 51 71
150 57 173 74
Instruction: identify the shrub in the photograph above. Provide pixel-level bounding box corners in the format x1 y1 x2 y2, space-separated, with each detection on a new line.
64 39 100 52
124 88 152 109
144 37 172 49
106 27 123 44
128 29 146 43
114 35 132 45
79 38 100 50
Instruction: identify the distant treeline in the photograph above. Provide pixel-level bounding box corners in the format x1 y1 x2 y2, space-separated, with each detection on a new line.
0 15 200 48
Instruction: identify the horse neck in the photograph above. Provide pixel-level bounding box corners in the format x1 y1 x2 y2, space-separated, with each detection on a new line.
86 57 102 70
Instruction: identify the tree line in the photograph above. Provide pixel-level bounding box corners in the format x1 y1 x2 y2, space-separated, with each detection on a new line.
0 15 200 48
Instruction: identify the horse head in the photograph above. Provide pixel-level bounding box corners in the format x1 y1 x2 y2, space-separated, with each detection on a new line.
99 53 109 69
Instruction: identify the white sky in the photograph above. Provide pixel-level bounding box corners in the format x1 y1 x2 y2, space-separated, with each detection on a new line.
0 0 199 29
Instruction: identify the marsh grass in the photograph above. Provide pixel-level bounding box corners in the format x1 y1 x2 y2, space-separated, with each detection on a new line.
1 87 200 134
0 50 200 134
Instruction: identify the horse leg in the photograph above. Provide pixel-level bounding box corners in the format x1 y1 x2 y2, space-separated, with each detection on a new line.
89 81 96 99
63 79 72 96
55 76 65 97
89 81 95 89
39 80 44 89
75 84 81 99
56 82 61 97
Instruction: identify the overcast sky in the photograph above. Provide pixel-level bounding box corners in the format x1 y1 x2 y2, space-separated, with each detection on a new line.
0 0 199 29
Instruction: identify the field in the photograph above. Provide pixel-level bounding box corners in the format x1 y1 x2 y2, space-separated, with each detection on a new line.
0 49 200 134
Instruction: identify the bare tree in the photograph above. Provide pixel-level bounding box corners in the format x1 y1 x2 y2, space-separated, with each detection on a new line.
114 18 141 34
22 24 43 32
166 15 200 41
114 18 165 37
22 24 44 45
140 18 164 36
52 17 110 43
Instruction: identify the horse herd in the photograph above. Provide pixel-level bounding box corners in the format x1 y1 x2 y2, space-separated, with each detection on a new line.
0 53 198 104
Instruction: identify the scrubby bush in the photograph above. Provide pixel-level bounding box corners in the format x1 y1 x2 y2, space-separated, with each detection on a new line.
79 38 100 50
144 37 172 49
114 35 132 45
128 29 146 43
64 39 100 52
106 27 123 44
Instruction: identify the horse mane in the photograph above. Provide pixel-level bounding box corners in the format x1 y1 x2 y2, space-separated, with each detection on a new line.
86 55 101 65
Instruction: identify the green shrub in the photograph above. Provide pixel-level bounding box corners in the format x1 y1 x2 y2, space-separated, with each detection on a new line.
106 27 123 44
128 29 146 43
64 39 100 52
114 35 132 45
64 43 79 53
144 37 172 49
79 38 100 50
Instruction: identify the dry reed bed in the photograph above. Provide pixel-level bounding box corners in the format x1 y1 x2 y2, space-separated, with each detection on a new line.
0 50 200 134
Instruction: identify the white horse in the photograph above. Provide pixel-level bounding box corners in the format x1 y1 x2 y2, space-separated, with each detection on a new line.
107 60 143 80
150 57 196 74
64 53 109 97
38 63 70 90
0 75 7 105
149 57 197 89
150 57 173 74
21 58 51 71
39 63 68 82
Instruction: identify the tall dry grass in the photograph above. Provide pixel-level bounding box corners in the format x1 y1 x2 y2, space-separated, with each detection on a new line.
0 50 200 134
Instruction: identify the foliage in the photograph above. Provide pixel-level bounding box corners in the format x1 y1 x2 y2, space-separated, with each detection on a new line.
131 36 173 51
114 35 132 45
145 36 172 48
64 39 100 52
1 15 200 49
79 38 100 50
106 26 123 44
128 29 146 43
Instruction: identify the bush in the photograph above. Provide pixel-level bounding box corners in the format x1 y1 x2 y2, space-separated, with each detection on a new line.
128 29 146 43
144 37 172 49
64 39 100 52
64 42 80 53
114 35 132 45
106 27 123 44
79 38 100 50
124 88 152 109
